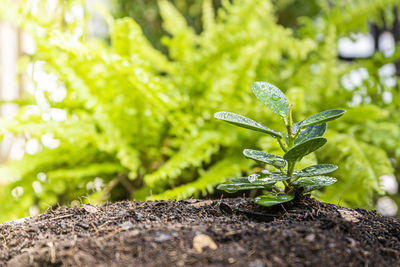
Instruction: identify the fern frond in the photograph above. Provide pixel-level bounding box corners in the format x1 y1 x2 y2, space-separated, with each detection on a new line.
144 131 223 188
149 155 250 200
316 131 393 208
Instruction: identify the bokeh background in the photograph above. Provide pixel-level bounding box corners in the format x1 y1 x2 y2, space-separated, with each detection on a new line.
0 0 399 222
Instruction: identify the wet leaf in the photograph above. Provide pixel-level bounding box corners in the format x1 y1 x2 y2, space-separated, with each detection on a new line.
254 193 294 207
292 176 337 192
299 110 346 128
251 82 289 118
286 123 327 145
298 164 338 177
294 123 327 145
247 171 290 184
243 149 287 168
216 177 268 193
283 137 327 162
214 111 282 138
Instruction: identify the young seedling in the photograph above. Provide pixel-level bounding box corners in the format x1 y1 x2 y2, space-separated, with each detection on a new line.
214 82 345 207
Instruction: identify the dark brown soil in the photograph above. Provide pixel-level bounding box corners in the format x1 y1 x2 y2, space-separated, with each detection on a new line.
0 195 399 267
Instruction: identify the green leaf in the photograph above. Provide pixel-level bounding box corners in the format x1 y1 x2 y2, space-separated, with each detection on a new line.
243 149 287 168
247 170 290 184
214 111 282 138
298 164 338 177
295 123 327 145
299 110 346 128
284 137 327 162
251 82 289 118
286 123 327 145
217 177 268 193
254 193 294 207
292 176 337 192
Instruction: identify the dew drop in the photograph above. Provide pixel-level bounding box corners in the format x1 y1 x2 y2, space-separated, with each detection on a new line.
248 174 258 183
271 94 280 101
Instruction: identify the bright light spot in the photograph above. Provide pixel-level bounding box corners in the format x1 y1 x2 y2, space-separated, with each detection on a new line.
41 133 60 149
22 33 36 55
379 64 397 88
46 0 58 13
36 26 46 37
378 32 395 58
86 181 94 191
29 0 40 15
341 68 369 91
32 181 43 194
94 177 104 191
37 172 47 182
350 68 369 86
379 63 396 77
338 34 375 58
42 113 51 121
26 138 41 155
380 174 398 194
71 5 85 19
34 90 50 109
376 196 398 217
50 108 67 121
74 27 84 38
24 105 41 117
86 177 104 192
349 94 362 106
11 186 24 199
64 12 74 23
50 85 67 102
29 205 40 216
9 138 25 160
382 92 392 104
36 72 58 92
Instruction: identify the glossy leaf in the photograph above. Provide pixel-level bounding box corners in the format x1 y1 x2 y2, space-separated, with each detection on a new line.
295 123 327 145
286 123 327 145
298 164 338 177
283 137 327 162
292 176 337 192
299 110 346 128
217 177 269 193
243 149 287 168
254 193 294 207
214 111 282 138
251 82 289 118
247 171 290 184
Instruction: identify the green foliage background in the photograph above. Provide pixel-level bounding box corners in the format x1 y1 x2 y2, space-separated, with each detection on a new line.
0 0 399 222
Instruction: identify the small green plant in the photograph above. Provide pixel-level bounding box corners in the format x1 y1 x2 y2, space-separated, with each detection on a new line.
214 82 346 207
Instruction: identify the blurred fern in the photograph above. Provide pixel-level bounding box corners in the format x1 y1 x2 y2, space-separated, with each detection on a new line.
0 0 399 221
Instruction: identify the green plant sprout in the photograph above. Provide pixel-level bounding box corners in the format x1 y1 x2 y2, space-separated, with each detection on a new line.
214 82 346 207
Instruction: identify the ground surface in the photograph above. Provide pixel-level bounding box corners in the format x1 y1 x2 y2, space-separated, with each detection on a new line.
0 195 399 267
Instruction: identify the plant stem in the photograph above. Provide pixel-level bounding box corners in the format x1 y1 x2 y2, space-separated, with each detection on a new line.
277 138 288 152
287 161 295 178
283 105 296 192
282 180 289 189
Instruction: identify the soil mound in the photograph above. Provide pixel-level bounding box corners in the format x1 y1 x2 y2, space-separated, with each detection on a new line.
1 196 399 266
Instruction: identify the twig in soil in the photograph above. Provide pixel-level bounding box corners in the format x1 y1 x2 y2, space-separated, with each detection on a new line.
91 222 99 235
280 204 288 214
48 214 74 221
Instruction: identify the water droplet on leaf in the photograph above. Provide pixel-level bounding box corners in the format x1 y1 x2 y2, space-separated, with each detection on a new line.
248 174 258 183
271 94 280 101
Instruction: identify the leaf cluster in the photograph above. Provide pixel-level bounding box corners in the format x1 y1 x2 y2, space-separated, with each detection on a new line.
216 82 345 206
